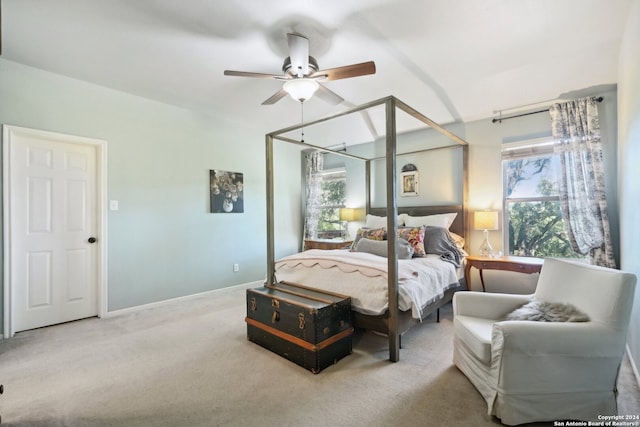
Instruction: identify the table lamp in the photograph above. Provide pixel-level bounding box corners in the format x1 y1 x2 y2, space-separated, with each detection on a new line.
339 208 365 239
474 210 499 256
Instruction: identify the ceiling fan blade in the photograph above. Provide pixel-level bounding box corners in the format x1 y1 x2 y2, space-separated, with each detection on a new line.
287 33 309 77
261 88 288 105
224 70 282 79
311 61 376 81
315 84 344 105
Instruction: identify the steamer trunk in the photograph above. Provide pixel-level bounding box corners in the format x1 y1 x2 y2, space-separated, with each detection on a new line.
246 281 353 373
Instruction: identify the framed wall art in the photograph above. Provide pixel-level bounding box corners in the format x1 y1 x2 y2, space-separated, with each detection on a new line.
400 170 419 196
210 170 244 213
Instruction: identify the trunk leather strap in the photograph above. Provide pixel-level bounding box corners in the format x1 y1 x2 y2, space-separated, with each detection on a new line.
246 317 353 352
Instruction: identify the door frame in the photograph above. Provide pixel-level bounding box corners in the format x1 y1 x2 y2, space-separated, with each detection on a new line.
2 125 108 338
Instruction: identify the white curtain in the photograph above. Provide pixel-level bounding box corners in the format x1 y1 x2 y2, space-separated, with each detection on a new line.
303 151 324 240
549 97 616 268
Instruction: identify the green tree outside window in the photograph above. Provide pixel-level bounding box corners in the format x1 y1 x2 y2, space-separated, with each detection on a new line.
504 154 581 258
316 168 346 239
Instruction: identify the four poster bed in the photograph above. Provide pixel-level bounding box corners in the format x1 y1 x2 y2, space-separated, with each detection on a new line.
265 96 469 362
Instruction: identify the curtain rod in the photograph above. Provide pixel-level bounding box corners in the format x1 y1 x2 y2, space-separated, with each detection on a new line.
492 96 604 124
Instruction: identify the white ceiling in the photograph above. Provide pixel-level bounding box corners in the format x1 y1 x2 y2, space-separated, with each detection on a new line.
0 0 632 140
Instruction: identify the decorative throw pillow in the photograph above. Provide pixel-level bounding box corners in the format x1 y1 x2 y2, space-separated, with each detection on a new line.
353 238 414 259
397 226 426 257
505 300 590 322
350 227 386 251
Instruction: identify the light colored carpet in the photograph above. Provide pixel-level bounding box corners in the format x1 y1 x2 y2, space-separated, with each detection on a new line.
0 281 638 426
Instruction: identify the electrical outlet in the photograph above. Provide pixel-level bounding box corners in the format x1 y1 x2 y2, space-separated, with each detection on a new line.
233 263 239 272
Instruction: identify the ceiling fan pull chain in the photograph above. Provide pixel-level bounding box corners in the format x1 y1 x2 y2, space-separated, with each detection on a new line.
300 101 305 143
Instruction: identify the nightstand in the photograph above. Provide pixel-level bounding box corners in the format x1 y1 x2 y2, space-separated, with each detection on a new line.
304 239 353 251
464 255 544 292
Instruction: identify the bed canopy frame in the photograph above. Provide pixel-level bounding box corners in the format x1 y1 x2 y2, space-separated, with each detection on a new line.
265 96 469 362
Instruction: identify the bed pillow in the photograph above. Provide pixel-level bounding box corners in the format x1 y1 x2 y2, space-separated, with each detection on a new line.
365 214 386 228
353 238 414 259
397 226 426 257
505 300 590 322
350 227 387 251
423 226 464 267
402 213 458 229
365 214 405 228
449 232 467 253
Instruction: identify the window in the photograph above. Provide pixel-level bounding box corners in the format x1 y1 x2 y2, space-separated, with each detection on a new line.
316 167 347 239
502 139 581 258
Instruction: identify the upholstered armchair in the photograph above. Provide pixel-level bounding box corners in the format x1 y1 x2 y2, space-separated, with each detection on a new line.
453 258 636 425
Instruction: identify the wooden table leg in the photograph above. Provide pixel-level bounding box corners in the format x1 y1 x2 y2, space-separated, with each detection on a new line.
464 262 472 290
478 269 486 292
464 263 486 292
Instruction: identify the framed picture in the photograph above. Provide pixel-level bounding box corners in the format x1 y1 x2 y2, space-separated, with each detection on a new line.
400 171 419 196
210 170 244 213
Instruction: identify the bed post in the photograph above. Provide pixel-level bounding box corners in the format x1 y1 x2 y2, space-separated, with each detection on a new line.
365 160 371 213
462 144 469 253
385 97 400 362
266 134 276 285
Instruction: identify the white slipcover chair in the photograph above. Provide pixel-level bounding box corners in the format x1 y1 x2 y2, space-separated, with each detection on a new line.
453 258 636 425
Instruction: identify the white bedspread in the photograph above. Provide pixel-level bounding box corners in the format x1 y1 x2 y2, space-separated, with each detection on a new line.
274 249 460 320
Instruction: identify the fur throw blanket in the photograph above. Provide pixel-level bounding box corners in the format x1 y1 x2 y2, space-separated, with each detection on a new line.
505 299 590 322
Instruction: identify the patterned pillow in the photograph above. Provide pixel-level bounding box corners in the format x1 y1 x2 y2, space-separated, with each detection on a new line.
350 227 386 251
397 226 426 257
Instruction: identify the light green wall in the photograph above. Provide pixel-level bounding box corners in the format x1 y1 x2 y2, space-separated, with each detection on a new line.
458 91 619 261
0 59 300 329
618 0 640 378
335 93 618 264
328 90 619 295
449 93 620 293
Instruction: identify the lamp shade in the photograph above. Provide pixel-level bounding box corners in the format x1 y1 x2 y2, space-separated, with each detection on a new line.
339 208 364 222
283 79 319 102
474 210 499 231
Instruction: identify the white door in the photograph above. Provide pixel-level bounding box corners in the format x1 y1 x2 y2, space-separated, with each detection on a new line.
3 125 106 335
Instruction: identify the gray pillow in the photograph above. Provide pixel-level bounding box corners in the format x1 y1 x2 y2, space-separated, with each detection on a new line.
353 238 414 259
423 226 464 267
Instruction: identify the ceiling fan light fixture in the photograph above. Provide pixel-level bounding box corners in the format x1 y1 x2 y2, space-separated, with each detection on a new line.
283 78 319 102
224 33 375 105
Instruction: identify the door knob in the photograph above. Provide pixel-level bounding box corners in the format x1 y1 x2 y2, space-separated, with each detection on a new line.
88 237 97 243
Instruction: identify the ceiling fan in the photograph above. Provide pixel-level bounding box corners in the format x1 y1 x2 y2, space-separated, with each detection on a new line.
224 33 376 105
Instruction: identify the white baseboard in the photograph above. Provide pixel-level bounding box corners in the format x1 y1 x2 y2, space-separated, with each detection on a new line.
104 280 263 318
627 345 640 389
